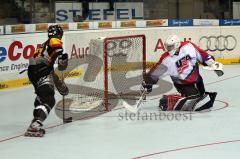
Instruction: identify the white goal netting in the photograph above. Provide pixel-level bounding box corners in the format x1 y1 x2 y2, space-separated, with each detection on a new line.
60 34 146 113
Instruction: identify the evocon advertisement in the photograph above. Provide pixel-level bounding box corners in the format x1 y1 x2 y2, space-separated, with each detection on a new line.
0 26 239 89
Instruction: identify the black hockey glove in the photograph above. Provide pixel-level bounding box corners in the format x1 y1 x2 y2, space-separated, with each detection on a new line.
141 81 153 93
58 53 68 71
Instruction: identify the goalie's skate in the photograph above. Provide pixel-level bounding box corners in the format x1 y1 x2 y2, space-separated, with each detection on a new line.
24 120 45 137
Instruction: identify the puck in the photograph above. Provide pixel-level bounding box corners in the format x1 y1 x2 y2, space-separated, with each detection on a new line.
63 117 73 123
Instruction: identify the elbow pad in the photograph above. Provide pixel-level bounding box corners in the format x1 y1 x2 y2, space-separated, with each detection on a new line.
58 53 68 71
55 48 63 55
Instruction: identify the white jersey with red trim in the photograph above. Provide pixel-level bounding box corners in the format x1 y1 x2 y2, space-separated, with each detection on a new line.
149 41 212 84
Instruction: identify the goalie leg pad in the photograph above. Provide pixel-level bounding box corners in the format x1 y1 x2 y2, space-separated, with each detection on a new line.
170 92 217 111
194 92 217 111
159 94 184 111
173 94 200 111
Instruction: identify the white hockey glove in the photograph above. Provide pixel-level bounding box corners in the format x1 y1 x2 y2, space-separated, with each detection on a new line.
203 59 224 77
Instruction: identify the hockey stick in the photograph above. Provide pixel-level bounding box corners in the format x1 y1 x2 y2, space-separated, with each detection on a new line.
123 90 147 113
61 71 72 123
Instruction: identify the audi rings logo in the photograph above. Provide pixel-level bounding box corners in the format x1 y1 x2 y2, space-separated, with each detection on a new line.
199 35 237 51
106 40 132 57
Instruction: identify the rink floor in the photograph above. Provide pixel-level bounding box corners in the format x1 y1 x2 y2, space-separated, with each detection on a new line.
0 65 240 159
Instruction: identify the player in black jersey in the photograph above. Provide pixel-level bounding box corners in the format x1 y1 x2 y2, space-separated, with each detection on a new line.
25 25 69 137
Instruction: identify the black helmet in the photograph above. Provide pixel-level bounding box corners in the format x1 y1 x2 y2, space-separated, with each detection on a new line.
47 25 63 39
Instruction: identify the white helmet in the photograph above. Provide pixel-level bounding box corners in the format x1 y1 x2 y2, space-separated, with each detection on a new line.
164 35 180 56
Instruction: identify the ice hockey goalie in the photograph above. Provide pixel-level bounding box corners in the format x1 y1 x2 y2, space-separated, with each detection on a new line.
142 35 221 111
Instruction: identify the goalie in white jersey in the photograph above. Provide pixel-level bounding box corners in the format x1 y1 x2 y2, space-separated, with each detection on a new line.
142 35 223 111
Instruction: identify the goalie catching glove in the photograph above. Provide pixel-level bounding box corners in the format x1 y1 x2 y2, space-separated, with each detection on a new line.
204 58 224 77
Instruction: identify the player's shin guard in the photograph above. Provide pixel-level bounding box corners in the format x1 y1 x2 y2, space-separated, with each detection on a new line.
33 104 52 122
34 84 56 122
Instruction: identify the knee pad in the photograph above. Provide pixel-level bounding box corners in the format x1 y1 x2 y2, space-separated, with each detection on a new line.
36 84 54 95
36 84 56 108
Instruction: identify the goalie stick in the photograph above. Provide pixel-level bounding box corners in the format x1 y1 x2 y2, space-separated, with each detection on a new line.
123 89 147 113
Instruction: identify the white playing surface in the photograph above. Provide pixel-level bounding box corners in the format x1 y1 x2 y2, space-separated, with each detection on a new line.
0 65 240 159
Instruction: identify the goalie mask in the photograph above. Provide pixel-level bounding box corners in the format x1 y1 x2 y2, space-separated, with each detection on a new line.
48 25 63 39
164 35 180 56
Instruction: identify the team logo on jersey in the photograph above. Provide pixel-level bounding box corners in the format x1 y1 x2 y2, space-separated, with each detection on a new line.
176 55 192 74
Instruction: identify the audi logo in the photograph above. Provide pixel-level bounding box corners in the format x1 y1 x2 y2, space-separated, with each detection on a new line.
199 35 237 51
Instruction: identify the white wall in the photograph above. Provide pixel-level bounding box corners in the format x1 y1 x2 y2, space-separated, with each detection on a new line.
0 26 239 84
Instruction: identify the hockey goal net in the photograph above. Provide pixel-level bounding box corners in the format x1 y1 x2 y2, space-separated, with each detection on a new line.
63 34 146 112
